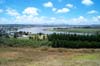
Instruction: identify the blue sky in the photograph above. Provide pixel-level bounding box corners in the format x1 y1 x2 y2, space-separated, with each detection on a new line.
0 0 100 25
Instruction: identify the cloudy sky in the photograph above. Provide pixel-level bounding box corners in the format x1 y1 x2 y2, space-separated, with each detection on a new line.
0 0 100 25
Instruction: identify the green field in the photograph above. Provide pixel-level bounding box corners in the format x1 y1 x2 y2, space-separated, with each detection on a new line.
0 47 100 66
52 28 100 33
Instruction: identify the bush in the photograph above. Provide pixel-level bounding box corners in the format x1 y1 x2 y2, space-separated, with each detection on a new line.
0 37 50 47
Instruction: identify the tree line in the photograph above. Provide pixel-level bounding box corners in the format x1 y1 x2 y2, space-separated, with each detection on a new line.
48 33 100 48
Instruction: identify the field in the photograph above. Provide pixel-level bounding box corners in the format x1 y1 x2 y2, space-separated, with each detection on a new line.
52 28 100 33
0 47 100 66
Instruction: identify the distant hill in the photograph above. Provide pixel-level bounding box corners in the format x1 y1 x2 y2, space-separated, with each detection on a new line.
0 24 100 28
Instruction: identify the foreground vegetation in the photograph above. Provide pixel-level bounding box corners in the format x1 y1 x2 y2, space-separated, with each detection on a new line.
0 32 100 48
0 28 100 66
0 47 100 66
0 38 51 47
48 33 100 48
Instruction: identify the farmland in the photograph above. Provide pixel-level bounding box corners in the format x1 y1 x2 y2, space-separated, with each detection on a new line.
52 28 100 33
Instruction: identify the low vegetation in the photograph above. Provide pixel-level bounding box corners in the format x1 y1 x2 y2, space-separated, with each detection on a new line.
0 38 51 47
0 47 100 66
0 33 100 48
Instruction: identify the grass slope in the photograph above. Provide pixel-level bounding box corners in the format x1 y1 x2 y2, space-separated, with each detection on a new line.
0 47 100 66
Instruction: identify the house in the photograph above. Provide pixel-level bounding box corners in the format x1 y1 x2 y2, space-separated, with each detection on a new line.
29 34 48 40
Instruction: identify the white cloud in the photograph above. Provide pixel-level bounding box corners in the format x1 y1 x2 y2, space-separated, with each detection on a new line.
1 7 100 25
82 0 94 6
56 8 70 13
43 2 53 8
93 16 100 22
52 8 57 12
66 16 87 25
6 8 20 16
74 16 87 23
96 16 100 22
15 16 52 24
1 13 100 25
23 7 39 16
66 4 74 8
0 9 3 13
14 14 100 25
15 15 36 24
88 10 98 14
97 16 100 21
14 15 87 25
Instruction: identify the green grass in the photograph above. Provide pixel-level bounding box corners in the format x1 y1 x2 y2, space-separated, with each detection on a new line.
52 28 100 33
73 53 100 60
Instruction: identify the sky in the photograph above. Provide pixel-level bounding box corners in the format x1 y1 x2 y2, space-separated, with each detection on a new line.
0 0 100 25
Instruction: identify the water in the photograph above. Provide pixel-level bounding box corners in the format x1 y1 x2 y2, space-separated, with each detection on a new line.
18 27 93 35
18 27 58 34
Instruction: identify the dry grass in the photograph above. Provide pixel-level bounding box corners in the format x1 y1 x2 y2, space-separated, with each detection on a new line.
0 47 100 66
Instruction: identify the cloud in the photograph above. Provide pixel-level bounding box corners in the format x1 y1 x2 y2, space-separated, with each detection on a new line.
72 16 87 23
15 15 36 24
96 16 100 22
1 7 100 25
93 16 100 22
66 16 100 25
14 13 87 24
88 10 98 14
13 12 100 25
43 2 53 8
0 9 3 13
15 16 67 24
15 15 56 24
56 8 70 13
82 0 94 6
52 8 57 12
6 8 20 16
1 12 100 25
23 7 39 16
66 4 74 8
43 2 71 14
